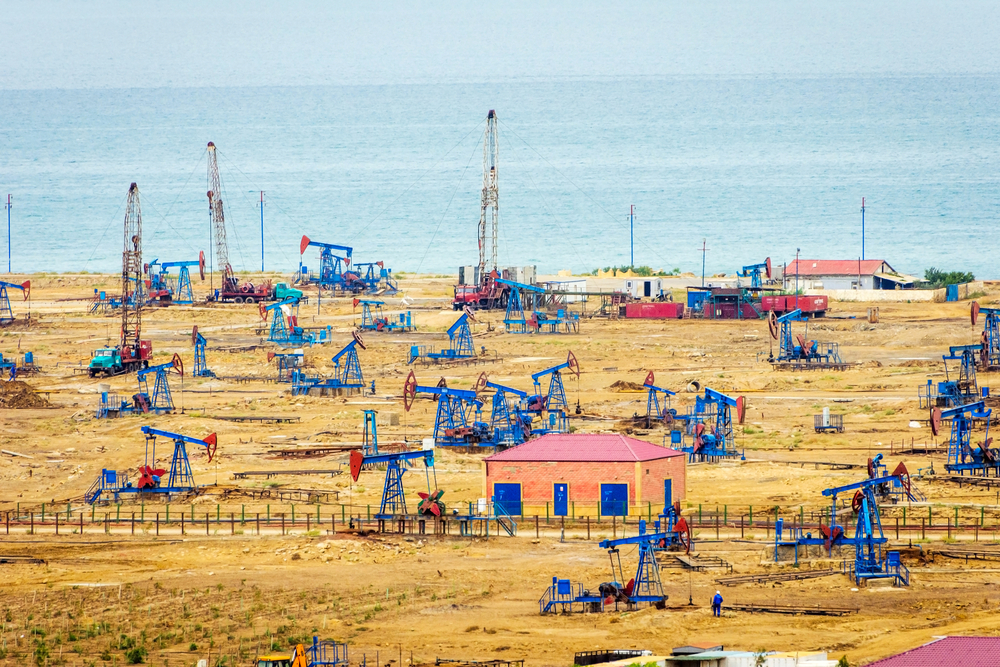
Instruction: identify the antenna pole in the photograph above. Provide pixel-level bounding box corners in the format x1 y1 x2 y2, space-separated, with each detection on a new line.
861 197 866 261
700 239 708 287
5 194 10 273
630 205 634 267
260 191 265 272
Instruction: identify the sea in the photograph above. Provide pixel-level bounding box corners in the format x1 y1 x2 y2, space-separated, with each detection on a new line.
1 1 998 279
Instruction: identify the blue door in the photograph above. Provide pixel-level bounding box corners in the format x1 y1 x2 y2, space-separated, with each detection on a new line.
554 483 568 516
663 479 672 510
600 483 628 516
493 483 521 516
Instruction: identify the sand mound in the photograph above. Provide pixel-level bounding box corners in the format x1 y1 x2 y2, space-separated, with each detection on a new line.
609 380 646 392
0 380 52 409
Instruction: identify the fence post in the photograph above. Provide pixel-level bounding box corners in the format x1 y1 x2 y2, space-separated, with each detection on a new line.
55 512 59 536
242 504 246 525
535 516 539 539
257 513 261 535
282 514 286 535
895 517 899 539
131 512 135 535
749 505 753 525
587 516 591 540
231 513 235 535
181 512 185 535
156 513 159 536
80 512 83 535
921 518 925 540
947 518 951 540
741 515 744 538
206 512 210 535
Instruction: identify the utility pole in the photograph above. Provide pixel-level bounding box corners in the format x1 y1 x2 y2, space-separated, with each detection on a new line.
700 239 709 287
795 247 800 311
629 205 635 267
259 191 265 272
477 110 499 281
5 194 10 273
861 197 866 261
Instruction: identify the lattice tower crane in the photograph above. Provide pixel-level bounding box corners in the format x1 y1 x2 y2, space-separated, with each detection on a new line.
121 183 143 358
478 110 499 278
207 142 238 294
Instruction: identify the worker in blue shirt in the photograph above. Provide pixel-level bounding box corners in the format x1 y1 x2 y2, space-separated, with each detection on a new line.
712 591 723 617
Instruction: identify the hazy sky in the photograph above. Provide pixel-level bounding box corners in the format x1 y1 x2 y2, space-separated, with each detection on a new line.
3 1 1000 89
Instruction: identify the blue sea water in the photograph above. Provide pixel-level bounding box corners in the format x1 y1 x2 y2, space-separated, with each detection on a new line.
1 1 998 278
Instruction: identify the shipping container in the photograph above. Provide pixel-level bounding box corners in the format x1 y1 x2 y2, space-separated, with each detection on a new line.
625 302 684 319
623 278 663 299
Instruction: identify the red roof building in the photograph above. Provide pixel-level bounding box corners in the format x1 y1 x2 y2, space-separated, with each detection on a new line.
483 434 685 517
783 259 915 291
864 636 1000 666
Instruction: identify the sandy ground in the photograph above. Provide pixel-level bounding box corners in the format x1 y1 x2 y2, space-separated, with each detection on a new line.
2 273 1000 667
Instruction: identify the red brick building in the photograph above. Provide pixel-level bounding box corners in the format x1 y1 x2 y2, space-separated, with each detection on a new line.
482 434 685 517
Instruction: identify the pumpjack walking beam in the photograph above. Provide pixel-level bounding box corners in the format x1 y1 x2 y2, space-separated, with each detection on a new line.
403 371 489 446
972 301 1000 369
408 309 477 364
930 400 999 476
738 258 772 290
298 236 357 292
349 447 441 519
192 326 215 378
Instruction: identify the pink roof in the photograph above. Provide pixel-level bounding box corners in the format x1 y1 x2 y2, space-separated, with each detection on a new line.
485 433 683 462
786 259 891 277
864 637 1000 666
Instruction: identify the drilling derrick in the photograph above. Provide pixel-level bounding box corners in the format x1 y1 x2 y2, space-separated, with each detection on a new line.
207 142 237 293
478 110 499 278
121 183 143 356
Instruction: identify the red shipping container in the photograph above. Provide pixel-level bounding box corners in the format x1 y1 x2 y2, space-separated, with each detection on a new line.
761 295 785 312
624 302 684 319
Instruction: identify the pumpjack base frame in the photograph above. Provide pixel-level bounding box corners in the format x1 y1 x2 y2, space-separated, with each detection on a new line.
771 361 854 371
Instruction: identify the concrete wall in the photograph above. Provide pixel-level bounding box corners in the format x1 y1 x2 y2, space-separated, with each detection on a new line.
784 275 872 290
484 455 686 514
806 281 984 303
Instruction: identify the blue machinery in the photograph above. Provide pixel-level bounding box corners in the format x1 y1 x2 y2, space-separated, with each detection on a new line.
767 308 848 370
289 637 349 667
539 513 691 614
530 351 581 433
674 386 745 462
972 301 1000 370
298 236 356 293
642 371 676 426
738 257 772 290
403 371 489 446
930 400 1000 476
353 261 399 295
498 277 579 334
408 310 477 364
261 298 332 348
291 332 366 396
485 380 532 447
0 280 29 324
349 445 441 520
191 326 215 378
85 426 217 503
354 298 414 332
774 474 915 586
919 344 982 410
96 354 184 418
146 252 205 305
269 350 304 382
867 454 925 503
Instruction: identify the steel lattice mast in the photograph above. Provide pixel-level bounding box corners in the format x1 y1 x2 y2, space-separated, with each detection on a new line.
478 110 499 278
207 142 237 291
121 183 143 355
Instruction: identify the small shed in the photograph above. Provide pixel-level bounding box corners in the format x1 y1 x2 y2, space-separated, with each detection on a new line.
483 433 685 517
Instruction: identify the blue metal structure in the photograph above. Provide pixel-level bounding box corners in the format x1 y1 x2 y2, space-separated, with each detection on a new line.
96 354 184 418
298 235 359 293
263 298 332 348
484 380 533 448
774 475 912 586
738 257 772 290
529 351 580 433
408 310 477 364
767 308 848 369
0 280 29 324
355 298 414 332
269 350 303 382
85 426 217 503
867 454 925 503
294 637 349 667
353 261 399 295
496 277 578 334
642 371 676 425
146 252 205 305
972 301 1000 370
930 400 999 476
362 409 379 456
290 333 366 396
678 387 745 462
539 519 672 614
349 445 439 519
402 370 489 446
920 344 982 410
191 326 215 378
